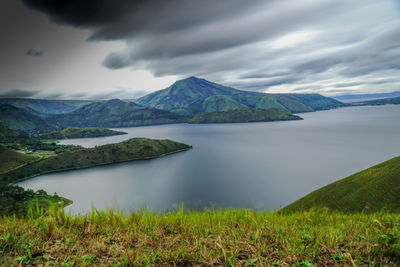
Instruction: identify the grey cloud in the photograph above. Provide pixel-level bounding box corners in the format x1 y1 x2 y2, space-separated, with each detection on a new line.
0 89 40 98
26 48 43 56
19 0 400 95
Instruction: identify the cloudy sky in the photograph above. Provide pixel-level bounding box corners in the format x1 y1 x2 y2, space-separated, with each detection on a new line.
0 0 399 100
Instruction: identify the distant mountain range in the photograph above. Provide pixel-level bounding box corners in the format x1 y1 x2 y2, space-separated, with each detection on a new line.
332 91 400 103
137 77 344 115
1 77 347 133
0 105 56 134
0 98 93 117
355 96 400 106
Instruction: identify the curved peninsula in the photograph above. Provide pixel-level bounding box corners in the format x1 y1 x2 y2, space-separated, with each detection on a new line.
1 138 191 184
189 108 302 124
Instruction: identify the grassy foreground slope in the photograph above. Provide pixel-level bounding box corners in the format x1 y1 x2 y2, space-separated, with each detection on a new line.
283 156 400 213
0 208 399 266
0 145 37 173
189 108 302 123
0 138 191 183
39 127 126 139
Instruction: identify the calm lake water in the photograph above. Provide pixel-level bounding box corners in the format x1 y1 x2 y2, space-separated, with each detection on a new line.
18 105 400 214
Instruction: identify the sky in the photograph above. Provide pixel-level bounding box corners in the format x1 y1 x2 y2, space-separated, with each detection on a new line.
0 0 399 100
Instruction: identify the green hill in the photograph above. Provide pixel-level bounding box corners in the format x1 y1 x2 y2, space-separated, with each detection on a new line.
0 105 56 134
282 156 400 213
189 108 302 123
0 98 93 116
39 127 127 139
136 76 344 115
0 145 38 173
49 99 187 128
0 125 28 143
0 138 191 184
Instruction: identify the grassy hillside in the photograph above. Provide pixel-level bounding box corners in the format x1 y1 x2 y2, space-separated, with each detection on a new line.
0 207 399 266
0 105 56 134
0 138 191 183
39 127 126 139
0 145 38 173
189 108 302 123
136 76 344 115
0 98 93 115
282 156 400 213
49 99 187 128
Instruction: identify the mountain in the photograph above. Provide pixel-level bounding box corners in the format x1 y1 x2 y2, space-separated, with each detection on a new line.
333 91 400 103
282 156 400 213
136 76 344 115
48 99 187 128
39 127 127 139
356 96 400 106
189 108 302 123
0 105 56 134
0 98 93 116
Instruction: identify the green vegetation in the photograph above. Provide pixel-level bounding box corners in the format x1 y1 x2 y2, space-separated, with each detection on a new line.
39 127 127 139
0 125 83 154
0 146 37 173
282 156 400 213
0 98 93 116
136 76 344 115
0 105 56 134
0 138 191 184
0 207 399 266
189 108 302 123
0 182 70 217
49 99 187 128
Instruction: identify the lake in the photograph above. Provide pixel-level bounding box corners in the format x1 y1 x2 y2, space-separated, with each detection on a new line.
18 105 400 214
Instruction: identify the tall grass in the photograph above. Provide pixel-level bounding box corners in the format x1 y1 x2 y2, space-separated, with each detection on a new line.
1 205 399 266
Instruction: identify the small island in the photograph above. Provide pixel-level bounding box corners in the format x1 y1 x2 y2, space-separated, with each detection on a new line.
39 126 127 139
189 108 302 124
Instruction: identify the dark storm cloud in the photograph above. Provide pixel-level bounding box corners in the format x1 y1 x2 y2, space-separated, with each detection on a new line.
19 0 400 94
25 48 43 56
0 89 40 98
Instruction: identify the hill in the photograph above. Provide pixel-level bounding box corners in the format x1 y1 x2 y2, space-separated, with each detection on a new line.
189 108 301 123
0 98 93 116
0 125 28 143
136 76 344 115
0 105 56 134
48 99 187 128
0 138 191 183
39 127 127 139
282 156 400 213
356 96 400 106
0 145 37 173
